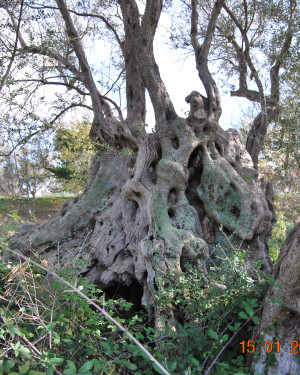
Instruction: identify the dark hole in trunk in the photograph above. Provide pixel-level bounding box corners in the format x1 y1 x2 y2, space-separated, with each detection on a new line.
171 136 179 150
103 280 144 318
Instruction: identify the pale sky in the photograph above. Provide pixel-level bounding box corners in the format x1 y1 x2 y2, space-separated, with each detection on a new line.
144 10 252 131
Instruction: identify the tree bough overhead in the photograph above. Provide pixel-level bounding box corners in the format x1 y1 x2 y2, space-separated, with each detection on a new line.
1 0 298 355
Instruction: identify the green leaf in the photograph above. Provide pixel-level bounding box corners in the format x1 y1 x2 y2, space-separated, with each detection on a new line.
168 361 177 371
221 362 229 369
3 360 15 372
66 360 76 372
18 361 30 374
252 316 260 324
268 275 276 285
19 345 31 358
124 362 138 371
78 361 94 374
100 341 113 355
52 332 60 345
245 305 254 317
3 318 19 338
220 334 229 343
62 370 76 375
191 357 200 367
238 311 248 320
63 339 73 345
207 328 218 340
46 322 56 332
152 363 166 375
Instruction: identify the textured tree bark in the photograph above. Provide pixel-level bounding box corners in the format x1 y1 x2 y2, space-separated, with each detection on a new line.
12 113 276 325
252 222 300 375
9 0 276 328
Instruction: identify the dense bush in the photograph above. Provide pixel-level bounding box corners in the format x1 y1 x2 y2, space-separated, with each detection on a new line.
0 237 271 375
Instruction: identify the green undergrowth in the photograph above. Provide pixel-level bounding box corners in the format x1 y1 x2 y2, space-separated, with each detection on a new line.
0 242 271 375
0 194 297 373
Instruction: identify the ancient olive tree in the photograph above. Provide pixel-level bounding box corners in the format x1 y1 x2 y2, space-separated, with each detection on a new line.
1 0 298 340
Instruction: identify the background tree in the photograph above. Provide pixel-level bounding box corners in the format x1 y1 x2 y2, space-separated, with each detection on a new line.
0 135 51 219
47 120 96 194
0 0 299 372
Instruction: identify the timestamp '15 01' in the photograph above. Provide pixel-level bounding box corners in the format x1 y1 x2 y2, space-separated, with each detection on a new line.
240 340 279 353
240 340 300 353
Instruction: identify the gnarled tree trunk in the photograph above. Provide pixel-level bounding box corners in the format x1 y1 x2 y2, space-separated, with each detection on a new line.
252 222 300 374
10 0 276 328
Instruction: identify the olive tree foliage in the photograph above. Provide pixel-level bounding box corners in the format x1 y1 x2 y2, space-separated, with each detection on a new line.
0 0 297 339
171 0 299 170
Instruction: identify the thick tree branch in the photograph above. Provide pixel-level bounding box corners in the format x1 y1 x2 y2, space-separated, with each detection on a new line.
55 0 118 142
0 0 24 94
200 0 225 62
141 0 163 43
270 0 296 104
190 0 224 122
117 0 146 127
223 3 266 109
118 0 177 129
55 0 103 116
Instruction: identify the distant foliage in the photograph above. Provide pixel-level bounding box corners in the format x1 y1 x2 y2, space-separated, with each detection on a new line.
48 121 96 194
268 211 295 263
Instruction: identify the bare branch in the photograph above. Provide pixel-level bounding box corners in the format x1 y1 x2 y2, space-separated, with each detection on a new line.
0 0 24 94
104 68 125 97
230 88 260 102
0 103 92 157
14 78 89 96
26 4 123 48
223 3 268 168
99 94 124 121
18 45 84 82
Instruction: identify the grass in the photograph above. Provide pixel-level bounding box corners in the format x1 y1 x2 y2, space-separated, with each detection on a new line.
0 195 71 213
0 195 72 230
